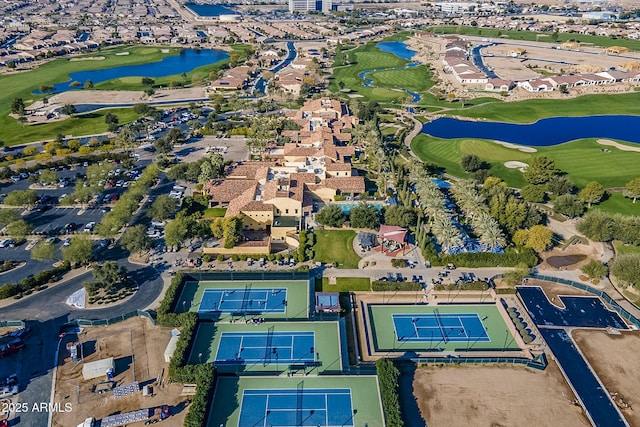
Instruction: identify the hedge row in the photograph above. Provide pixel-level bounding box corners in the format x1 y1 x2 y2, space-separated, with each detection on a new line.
433 281 491 291
158 273 217 427
156 272 187 326
372 281 422 291
438 248 538 268
0 261 71 300
376 358 404 427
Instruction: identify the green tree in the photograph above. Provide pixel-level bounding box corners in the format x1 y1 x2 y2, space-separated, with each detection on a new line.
316 205 345 228
104 112 119 131
61 235 94 265
576 210 614 242
31 241 57 261
554 194 584 218
60 104 77 116
120 225 151 255
154 136 174 154
93 261 127 291
147 195 178 221
523 156 558 185
165 215 190 248
222 216 243 248
460 154 483 172
547 175 575 196
84 80 94 89
350 203 380 229
6 219 33 239
581 260 608 281
579 181 606 208
520 184 546 203
11 98 25 115
141 77 155 86
384 206 417 228
525 225 553 252
4 190 38 208
39 169 58 186
502 264 531 286
0 209 18 227
610 254 640 288
623 177 640 203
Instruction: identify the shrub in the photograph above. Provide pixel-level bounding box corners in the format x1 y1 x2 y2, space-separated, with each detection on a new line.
376 358 403 427
391 259 407 268
156 272 187 326
438 249 538 268
372 281 421 291
216 254 224 262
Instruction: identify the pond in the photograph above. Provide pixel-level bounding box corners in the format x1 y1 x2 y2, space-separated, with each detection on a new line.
422 116 640 146
184 4 236 16
376 41 417 61
45 48 229 93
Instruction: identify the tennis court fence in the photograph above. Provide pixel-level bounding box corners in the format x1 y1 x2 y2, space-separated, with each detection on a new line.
74 310 156 327
0 320 26 328
406 352 548 370
184 271 310 282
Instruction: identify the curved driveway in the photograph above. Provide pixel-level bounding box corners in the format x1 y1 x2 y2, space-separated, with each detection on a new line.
0 260 164 322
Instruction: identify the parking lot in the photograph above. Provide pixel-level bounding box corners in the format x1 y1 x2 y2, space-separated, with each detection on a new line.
26 206 105 236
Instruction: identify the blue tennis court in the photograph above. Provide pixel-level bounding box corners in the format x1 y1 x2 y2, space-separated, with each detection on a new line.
199 288 287 313
215 331 316 365
238 388 354 427
393 312 489 343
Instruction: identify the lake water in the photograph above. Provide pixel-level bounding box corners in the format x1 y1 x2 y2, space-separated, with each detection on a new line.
376 41 416 61
422 116 640 146
46 48 228 93
184 3 236 16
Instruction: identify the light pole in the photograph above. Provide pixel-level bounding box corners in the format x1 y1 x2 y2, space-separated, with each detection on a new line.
198 352 203 364
183 300 186 313
503 329 509 352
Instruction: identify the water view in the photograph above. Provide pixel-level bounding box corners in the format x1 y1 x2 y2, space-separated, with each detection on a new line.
376 41 417 61
184 3 236 16
422 116 640 146
47 48 228 92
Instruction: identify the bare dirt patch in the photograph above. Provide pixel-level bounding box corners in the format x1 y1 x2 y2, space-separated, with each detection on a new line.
52 317 189 427
413 362 590 427
573 330 640 426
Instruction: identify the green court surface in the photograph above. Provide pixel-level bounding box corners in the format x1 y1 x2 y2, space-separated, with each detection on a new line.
208 375 385 427
188 321 344 374
368 304 520 352
176 279 310 320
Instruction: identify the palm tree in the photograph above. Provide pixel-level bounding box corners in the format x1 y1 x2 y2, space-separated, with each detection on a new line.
432 215 462 252
474 212 506 249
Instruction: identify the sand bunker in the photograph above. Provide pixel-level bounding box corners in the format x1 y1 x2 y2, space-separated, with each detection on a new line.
597 139 640 153
69 56 105 62
504 161 529 171
494 140 537 153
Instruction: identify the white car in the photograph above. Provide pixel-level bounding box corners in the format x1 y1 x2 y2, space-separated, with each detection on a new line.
84 222 96 232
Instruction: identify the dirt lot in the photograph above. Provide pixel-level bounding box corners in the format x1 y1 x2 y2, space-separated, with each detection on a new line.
52 317 189 427
573 330 640 426
413 362 590 427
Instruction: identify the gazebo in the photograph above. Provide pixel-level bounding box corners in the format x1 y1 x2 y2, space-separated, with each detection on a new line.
376 225 408 256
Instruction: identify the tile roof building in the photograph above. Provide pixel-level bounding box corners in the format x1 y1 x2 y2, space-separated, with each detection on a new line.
203 98 365 248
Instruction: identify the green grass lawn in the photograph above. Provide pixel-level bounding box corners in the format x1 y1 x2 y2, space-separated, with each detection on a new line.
453 92 640 123
0 44 245 145
8 108 140 144
368 65 433 93
613 240 640 255
411 135 640 189
203 207 227 218
591 192 640 216
321 277 371 292
329 42 409 102
313 230 361 269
